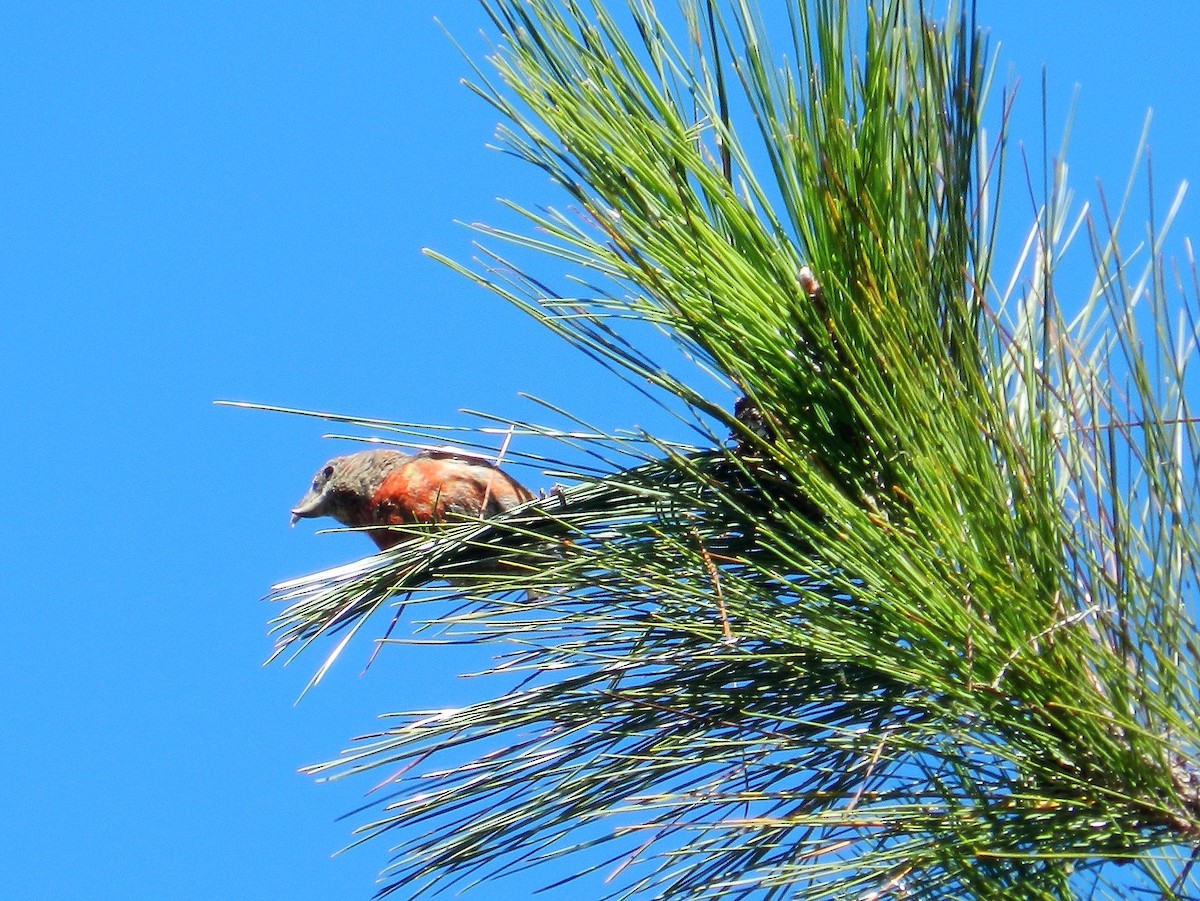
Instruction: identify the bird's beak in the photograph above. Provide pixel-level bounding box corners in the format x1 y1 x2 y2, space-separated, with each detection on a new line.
290 492 325 526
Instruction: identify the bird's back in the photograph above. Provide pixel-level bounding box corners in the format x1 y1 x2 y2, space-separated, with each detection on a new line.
367 449 533 539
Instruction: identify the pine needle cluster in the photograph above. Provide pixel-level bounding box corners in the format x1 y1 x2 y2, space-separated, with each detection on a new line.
247 1 1200 897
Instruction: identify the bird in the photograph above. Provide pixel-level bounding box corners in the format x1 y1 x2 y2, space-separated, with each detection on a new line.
290 448 535 551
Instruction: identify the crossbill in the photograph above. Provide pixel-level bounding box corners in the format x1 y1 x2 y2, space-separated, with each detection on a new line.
290 448 534 551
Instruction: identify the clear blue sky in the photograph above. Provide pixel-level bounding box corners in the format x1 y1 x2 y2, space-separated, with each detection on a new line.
2 3 1197 899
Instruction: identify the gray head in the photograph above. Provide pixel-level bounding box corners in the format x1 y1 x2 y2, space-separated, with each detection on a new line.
290 449 410 528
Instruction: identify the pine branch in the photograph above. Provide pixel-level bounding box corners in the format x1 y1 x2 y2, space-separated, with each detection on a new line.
246 1 1200 897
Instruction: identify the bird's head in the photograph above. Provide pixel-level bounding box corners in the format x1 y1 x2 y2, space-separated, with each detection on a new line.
290 461 339 526
290 449 408 528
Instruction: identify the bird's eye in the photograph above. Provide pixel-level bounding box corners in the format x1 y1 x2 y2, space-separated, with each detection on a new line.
323 465 334 479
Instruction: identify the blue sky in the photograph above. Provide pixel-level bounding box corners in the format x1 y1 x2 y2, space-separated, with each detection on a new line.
2 3 1197 899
